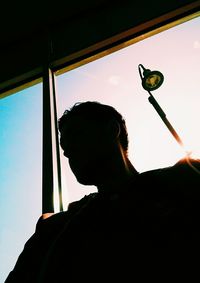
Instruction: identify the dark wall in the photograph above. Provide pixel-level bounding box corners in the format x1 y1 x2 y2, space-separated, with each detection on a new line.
0 0 199 94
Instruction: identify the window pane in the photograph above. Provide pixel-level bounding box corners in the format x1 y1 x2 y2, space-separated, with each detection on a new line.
0 83 42 282
55 16 200 208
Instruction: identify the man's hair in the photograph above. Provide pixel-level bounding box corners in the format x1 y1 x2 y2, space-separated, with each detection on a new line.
58 101 129 153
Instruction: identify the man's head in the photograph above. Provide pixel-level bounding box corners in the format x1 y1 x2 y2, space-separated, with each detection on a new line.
58 101 129 185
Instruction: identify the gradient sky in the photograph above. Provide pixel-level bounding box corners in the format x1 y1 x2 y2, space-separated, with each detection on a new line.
1 15 200 282
0 86 42 282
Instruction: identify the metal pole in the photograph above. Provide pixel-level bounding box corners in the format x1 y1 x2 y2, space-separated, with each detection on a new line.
42 67 54 213
51 71 63 212
148 90 184 147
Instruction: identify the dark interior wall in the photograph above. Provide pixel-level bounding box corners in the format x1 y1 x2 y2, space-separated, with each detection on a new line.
0 0 199 94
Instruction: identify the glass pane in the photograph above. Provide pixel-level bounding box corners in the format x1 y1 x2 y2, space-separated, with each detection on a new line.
55 16 200 208
0 83 42 282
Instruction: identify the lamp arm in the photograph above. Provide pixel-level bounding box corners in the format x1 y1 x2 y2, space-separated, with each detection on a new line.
148 91 183 147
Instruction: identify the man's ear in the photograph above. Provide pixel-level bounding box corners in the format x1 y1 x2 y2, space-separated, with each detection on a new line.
106 119 120 139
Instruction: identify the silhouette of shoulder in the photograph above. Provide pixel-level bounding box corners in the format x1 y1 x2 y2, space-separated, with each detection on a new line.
136 157 200 240
4 193 97 283
138 157 200 195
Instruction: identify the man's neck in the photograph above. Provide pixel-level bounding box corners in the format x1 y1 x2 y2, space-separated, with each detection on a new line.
97 156 139 194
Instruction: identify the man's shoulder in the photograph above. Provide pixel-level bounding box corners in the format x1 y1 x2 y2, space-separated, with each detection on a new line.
137 157 200 199
139 157 200 183
36 193 97 231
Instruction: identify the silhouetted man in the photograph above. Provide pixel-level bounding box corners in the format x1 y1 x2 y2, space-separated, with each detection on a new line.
5 101 200 282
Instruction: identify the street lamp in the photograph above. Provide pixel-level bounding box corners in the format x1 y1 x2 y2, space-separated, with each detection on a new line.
138 64 164 91
138 64 200 175
138 64 184 147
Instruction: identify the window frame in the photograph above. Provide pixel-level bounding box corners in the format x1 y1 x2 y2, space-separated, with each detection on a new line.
0 7 199 213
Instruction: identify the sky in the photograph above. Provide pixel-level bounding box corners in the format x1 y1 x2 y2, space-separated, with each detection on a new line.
0 14 200 282
0 86 42 282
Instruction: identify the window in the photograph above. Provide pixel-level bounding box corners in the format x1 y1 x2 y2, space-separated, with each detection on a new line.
55 15 200 208
1 10 199 282
0 83 42 282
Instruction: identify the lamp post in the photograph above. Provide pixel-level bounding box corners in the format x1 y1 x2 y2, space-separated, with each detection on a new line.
138 64 184 148
138 64 200 175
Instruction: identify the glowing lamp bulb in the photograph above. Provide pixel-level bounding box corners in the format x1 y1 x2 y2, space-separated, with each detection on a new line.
138 64 164 91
